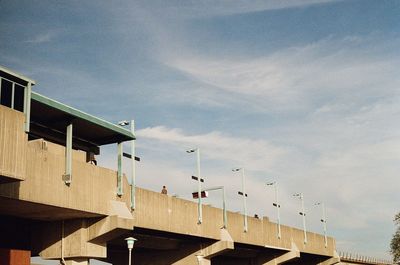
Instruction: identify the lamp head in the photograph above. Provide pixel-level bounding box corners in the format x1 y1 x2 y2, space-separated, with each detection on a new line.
232 167 241 172
125 237 137 250
118 120 130 126
266 181 276 186
186 148 196 153
293 193 303 198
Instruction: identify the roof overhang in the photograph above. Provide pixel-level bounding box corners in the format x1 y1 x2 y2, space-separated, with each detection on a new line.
29 92 135 154
0 66 36 85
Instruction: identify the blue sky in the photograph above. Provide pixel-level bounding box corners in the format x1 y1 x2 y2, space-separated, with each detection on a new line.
2 0 400 262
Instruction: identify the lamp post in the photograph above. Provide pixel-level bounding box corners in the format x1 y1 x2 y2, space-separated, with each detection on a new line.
118 120 137 210
125 237 137 265
187 148 202 224
315 202 328 247
266 181 281 239
233 167 248 232
196 186 227 229
293 193 307 244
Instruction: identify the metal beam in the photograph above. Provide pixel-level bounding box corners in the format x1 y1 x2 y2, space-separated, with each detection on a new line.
31 92 135 141
130 120 136 210
29 122 100 154
63 123 73 185
117 142 123 196
24 82 32 132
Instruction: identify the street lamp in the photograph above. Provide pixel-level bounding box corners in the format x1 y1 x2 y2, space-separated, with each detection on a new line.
118 120 137 210
194 186 227 229
266 181 281 239
233 167 248 232
125 237 137 265
187 148 202 224
293 193 307 244
315 202 328 247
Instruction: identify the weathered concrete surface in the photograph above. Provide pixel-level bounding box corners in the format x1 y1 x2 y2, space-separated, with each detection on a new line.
0 106 27 182
0 104 341 265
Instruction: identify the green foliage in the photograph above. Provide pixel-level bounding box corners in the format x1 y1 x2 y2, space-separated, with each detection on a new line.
390 213 400 262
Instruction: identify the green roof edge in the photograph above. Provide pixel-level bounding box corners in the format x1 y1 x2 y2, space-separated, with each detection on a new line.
31 92 135 141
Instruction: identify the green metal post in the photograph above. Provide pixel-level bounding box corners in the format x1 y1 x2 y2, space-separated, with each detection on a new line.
117 142 123 196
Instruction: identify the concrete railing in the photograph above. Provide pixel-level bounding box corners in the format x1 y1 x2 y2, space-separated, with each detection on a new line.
339 251 393 265
134 187 336 256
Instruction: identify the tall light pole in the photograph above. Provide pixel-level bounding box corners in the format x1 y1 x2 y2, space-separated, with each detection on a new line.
267 181 281 239
187 148 202 224
315 202 328 247
125 237 137 265
118 120 137 210
196 186 227 229
233 167 248 232
293 193 307 244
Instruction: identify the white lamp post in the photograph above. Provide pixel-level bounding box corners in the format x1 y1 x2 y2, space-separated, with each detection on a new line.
315 202 328 247
266 181 281 239
125 237 137 265
118 120 137 210
293 193 307 244
197 186 227 229
233 167 248 232
187 148 202 224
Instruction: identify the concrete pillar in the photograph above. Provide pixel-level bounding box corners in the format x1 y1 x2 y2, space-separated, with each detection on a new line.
64 258 90 265
107 229 234 265
317 257 340 265
256 243 300 265
317 251 340 265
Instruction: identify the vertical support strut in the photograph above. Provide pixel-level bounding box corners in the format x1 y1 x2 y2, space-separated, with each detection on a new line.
130 120 136 210
301 195 307 244
197 149 202 224
117 142 123 196
63 123 73 185
222 186 227 229
0 78 2 104
24 82 32 132
275 184 281 239
242 169 248 232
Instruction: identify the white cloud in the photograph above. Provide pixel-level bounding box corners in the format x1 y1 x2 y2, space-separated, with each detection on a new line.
24 31 56 44
165 36 400 111
136 126 287 171
138 0 341 19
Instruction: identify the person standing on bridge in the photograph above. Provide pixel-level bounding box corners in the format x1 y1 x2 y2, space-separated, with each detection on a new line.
161 186 168 195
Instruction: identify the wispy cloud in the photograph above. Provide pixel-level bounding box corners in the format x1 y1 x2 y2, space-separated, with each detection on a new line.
164 36 400 111
24 31 56 44
138 0 341 19
136 126 287 170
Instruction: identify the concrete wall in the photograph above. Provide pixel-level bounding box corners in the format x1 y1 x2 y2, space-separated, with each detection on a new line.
0 105 27 182
134 188 336 256
0 105 131 217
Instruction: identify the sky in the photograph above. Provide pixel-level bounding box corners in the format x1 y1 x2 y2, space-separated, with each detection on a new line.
1 0 400 263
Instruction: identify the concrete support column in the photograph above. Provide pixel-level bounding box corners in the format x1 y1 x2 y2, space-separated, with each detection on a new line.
317 257 340 265
107 230 234 265
64 258 90 265
317 251 340 265
256 243 300 265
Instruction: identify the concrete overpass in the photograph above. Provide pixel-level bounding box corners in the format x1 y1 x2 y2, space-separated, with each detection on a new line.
0 66 392 265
